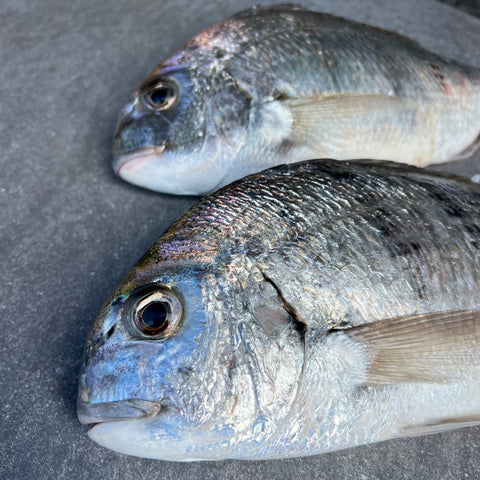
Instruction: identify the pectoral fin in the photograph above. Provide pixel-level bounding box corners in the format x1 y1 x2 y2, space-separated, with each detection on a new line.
334 310 480 385
282 93 423 161
452 132 480 160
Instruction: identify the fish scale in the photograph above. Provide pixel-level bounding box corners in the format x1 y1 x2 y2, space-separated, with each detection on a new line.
226 9 478 97
150 162 480 324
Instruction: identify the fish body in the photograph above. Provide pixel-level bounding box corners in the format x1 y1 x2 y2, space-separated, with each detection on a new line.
79 160 480 460
113 5 480 195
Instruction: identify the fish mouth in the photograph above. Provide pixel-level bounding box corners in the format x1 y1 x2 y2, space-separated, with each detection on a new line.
112 145 166 176
78 398 162 425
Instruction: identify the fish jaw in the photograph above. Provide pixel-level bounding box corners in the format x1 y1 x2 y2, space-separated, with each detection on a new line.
88 412 247 461
113 146 226 195
79 402 226 461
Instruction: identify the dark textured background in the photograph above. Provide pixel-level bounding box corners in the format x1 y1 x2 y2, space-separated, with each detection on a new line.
2 1 480 478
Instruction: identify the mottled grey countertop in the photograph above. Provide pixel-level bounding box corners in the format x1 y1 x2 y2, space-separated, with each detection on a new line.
2 0 480 479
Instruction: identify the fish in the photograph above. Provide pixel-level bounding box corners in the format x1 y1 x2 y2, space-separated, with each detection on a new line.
79 159 480 461
112 4 480 195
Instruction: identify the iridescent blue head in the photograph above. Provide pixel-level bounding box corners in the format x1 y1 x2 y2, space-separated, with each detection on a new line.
77 263 214 460
78 217 305 460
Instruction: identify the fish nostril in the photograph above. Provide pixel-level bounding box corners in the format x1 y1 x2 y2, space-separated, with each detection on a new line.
106 325 115 339
111 297 122 306
85 325 116 366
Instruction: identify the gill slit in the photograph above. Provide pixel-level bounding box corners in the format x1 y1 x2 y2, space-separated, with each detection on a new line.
260 271 307 337
256 270 309 445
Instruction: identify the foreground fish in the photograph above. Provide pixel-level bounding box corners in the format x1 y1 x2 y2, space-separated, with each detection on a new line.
79 159 480 460
113 5 480 195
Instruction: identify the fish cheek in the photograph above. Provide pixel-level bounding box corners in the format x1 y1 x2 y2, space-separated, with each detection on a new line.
212 72 251 137
236 308 305 440
223 278 306 440
84 291 202 407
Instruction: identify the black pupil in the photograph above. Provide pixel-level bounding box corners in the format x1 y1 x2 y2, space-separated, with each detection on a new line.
149 87 171 106
140 302 170 333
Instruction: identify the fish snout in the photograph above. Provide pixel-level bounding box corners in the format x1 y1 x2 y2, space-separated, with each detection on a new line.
112 109 169 167
78 398 162 425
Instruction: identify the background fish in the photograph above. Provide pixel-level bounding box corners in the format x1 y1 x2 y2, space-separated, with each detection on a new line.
79 159 480 460
112 5 480 195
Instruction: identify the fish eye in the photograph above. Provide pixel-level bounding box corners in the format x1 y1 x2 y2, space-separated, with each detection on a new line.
132 290 182 339
143 81 178 111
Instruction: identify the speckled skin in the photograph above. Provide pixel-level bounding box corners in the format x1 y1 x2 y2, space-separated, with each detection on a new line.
113 5 480 194
79 160 480 460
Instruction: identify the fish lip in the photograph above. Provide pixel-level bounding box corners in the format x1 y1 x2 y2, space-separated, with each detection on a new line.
78 398 162 425
112 145 166 176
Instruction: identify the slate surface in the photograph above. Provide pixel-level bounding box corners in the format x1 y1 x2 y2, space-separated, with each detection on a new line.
1 1 480 479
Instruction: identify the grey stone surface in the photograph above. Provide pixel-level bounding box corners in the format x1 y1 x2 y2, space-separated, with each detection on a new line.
1 0 480 478
439 0 480 18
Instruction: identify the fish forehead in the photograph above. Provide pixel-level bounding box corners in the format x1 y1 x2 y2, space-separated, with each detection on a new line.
154 20 247 79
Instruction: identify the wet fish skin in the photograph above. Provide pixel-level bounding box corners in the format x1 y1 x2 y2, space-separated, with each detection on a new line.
79 159 480 460
113 5 480 194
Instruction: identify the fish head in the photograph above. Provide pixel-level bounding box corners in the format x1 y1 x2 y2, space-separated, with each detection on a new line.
113 56 251 196
78 233 305 460
77 262 208 457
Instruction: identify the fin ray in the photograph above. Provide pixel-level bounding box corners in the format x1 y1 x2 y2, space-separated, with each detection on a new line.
282 93 424 161
334 310 480 385
452 132 480 160
399 415 480 438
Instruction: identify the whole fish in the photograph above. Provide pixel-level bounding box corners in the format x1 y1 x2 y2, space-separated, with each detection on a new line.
112 5 480 195
79 159 480 461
